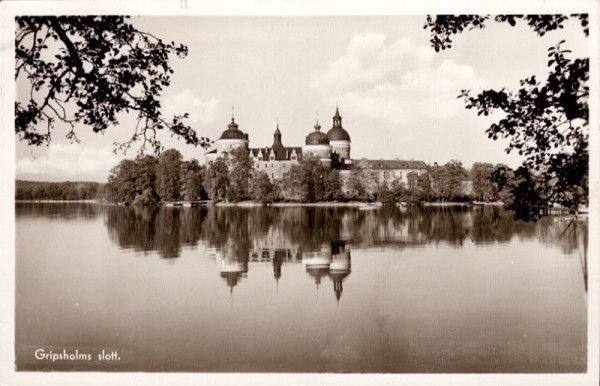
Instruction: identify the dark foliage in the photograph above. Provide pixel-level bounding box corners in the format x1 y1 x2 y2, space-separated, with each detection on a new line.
424 14 589 220
15 16 209 154
16 180 102 200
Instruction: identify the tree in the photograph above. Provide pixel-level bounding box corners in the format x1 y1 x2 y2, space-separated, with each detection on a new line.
250 171 277 203
349 159 370 201
424 15 589 219
15 16 209 154
133 155 159 195
227 147 254 202
297 157 328 203
428 161 468 202
104 159 138 203
323 169 343 201
155 149 182 201
180 159 206 201
490 164 515 202
471 162 496 202
279 165 303 201
494 166 546 222
376 180 396 205
416 172 432 201
389 177 407 203
405 172 420 203
15 180 101 201
102 153 162 204
204 158 230 202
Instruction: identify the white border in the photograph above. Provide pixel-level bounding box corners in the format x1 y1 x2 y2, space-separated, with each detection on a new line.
1 1 598 385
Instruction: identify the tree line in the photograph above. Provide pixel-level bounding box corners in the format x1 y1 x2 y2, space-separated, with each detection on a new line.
103 149 206 205
100 147 520 206
16 180 102 201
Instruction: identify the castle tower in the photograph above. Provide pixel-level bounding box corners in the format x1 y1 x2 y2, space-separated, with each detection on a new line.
206 112 249 163
328 241 351 303
326 107 351 164
217 116 249 154
302 119 332 167
270 121 286 160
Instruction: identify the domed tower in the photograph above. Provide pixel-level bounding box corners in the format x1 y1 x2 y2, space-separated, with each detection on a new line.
303 244 333 289
303 119 332 167
328 241 351 303
216 254 249 295
216 115 249 156
326 107 351 164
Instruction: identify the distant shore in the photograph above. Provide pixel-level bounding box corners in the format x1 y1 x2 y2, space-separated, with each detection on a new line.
220 201 383 208
15 199 505 207
16 199 98 203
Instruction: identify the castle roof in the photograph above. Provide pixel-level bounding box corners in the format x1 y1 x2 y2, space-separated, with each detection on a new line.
219 117 247 140
327 127 351 141
250 146 302 161
305 121 330 145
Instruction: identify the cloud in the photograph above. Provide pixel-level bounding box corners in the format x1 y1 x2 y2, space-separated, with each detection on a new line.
163 89 220 124
309 33 487 124
17 144 120 181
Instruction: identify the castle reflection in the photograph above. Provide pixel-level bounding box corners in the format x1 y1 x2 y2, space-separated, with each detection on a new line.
100 205 589 299
207 235 352 302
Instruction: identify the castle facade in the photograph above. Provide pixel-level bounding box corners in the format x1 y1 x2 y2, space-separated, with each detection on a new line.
205 107 426 186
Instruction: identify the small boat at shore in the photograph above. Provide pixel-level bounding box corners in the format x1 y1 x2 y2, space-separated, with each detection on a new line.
470 201 505 206
358 203 379 210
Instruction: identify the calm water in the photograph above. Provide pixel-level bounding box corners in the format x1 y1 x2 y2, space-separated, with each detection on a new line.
15 203 587 372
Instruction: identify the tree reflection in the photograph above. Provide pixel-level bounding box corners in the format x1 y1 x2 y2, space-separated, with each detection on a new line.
470 206 515 244
100 205 587 293
16 202 99 220
104 206 208 259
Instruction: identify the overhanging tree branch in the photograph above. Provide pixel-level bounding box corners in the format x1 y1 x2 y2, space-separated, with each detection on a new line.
15 16 210 154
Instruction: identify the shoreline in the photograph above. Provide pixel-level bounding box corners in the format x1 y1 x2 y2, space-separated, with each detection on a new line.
15 199 99 203
15 199 506 208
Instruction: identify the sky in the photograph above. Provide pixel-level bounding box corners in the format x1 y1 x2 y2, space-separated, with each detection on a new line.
14 15 589 182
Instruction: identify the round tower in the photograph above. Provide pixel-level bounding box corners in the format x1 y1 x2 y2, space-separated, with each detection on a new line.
216 115 249 156
328 241 351 303
326 107 351 164
303 120 332 167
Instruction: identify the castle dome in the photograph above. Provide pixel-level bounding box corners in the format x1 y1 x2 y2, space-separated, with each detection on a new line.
305 121 330 145
327 126 350 141
326 107 350 141
219 117 247 140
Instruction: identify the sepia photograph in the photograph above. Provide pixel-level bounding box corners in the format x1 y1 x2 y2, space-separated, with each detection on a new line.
0 1 598 385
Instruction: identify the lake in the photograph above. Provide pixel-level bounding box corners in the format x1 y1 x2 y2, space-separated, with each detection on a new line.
15 203 587 372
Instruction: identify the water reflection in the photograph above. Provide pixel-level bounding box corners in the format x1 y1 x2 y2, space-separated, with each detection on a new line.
15 203 588 372
16 202 100 220
16 203 588 304
100 205 588 297
102 205 586 256
104 206 207 258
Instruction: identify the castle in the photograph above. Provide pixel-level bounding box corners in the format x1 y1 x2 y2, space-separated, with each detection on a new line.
205 107 427 187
